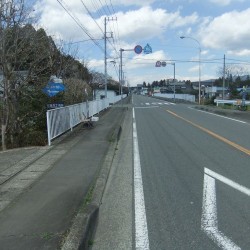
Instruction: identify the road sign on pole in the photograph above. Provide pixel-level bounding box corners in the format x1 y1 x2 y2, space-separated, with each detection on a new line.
161 61 167 67
42 82 65 97
144 44 152 54
155 61 161 67
134 45 143 54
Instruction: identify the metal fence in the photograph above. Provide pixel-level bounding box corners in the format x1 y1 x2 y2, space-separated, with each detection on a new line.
214 99 250 106
46 95 126 145
154 93 196 102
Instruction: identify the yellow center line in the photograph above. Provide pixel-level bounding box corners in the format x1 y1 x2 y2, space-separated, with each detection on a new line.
166 109 250 156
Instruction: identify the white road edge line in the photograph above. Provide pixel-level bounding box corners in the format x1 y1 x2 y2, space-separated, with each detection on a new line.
189 107 247 124
133 108 150 250
201 167 250 250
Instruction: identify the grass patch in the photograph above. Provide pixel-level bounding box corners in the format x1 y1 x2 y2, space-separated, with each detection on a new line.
88 239 94 246
79 184 95 212
41 232 54 240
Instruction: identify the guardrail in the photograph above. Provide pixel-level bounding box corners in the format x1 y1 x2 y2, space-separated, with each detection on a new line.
214 99 250 106
46 95 126 146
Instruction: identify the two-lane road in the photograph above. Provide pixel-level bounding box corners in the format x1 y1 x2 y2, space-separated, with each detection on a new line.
134 95 250 249
93 94 250 249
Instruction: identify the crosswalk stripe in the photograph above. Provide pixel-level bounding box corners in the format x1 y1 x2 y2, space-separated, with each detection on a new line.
136 102 176 107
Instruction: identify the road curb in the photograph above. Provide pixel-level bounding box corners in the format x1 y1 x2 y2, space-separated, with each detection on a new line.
61 108 127 250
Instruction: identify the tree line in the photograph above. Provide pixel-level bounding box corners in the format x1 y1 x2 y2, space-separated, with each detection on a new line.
141 68 250 99
0 1 120 150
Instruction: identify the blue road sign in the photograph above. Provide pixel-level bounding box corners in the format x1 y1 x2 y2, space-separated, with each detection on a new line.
144 44 152 54
47 103 64 109
47 82 65 91
134 45 143 54
42 87 60 97
42 82 65 97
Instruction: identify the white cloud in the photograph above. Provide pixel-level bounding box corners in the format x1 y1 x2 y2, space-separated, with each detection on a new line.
198 8 250 55
209 0 245 6
228 49 250 57
35 0 105 40
35 2 198 44
116 6 198 41
189 65 199 73
111 0 157 7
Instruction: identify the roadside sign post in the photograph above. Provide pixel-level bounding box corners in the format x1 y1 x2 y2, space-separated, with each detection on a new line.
119 44 152 101
42 77 65 109
155 61 176 102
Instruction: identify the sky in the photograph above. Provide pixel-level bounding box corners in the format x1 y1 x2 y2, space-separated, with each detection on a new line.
33 0 250 87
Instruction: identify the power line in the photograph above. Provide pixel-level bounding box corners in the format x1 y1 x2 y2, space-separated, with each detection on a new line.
226 58 250 64
90 0 104 17
104 0 113 16
80 0 104 35
56 0 105 53
63 38 103 45
109 0 116 14
98 0 109 16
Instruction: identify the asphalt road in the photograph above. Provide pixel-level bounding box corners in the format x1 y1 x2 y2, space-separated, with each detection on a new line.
92 94 250 250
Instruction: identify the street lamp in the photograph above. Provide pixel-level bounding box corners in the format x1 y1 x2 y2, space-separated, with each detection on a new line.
180 36 201 104
167 63 176 102
171 63 176 102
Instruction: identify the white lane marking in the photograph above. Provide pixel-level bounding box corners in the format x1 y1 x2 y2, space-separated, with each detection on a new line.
189 107 247 124
133 108 150 250
202 174 218 230
146 103 150 105
202 174 240 249
205 168 250 196
201 167 250 249
135 106 159 109
167 102 176 105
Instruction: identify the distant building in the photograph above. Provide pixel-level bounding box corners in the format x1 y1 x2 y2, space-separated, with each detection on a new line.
93 89 118 100
205 86 229 99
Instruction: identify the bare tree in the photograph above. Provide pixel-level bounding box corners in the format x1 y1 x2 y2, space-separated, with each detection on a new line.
63 78 91 105
0 1 94 150
0 1 59 149
0 0 32 150
217 64 249 83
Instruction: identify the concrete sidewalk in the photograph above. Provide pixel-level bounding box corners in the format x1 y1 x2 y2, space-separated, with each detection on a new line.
0 98 130 250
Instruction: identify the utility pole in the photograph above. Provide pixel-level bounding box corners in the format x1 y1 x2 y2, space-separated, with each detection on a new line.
104 17 107 98
223 54 225 100
119 48 124 98
172 63 176 102
104 17 117 98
